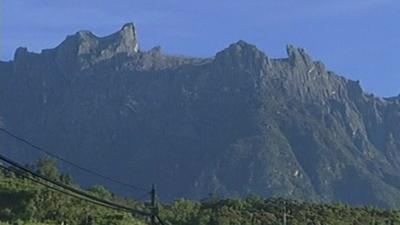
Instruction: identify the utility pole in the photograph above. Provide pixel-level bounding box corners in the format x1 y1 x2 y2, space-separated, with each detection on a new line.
150 184 157 225
283 200 287 225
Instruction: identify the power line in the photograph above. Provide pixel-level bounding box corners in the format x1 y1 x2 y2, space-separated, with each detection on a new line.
0 166 167 225
0 152 152 216
0 163 130 212
156 215 167 225
0 127 148 192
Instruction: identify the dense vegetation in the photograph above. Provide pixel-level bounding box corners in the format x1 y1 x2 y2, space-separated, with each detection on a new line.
161 197 400 225
0 157 146 225
1 158 400 225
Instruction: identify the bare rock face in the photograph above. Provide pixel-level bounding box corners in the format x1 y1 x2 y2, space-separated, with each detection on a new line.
286 44 313 67
52 23 139 69
1 23 400 207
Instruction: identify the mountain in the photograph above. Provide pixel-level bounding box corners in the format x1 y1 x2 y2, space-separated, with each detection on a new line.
1 23 400 207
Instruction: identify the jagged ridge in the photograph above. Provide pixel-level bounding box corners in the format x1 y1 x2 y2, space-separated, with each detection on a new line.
1 23 400 207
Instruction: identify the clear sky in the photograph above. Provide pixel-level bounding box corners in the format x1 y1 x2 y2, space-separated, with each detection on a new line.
1 0 400 97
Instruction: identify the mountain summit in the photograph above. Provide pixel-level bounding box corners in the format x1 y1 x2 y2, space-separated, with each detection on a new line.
1 23 400 207
13 23 140 70
59 22 138 57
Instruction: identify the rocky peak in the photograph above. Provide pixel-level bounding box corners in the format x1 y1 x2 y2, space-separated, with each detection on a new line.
286 44 313 67
76 30 96 39
148 46 163 57
54 23 139 67
217 40 261 56
104 22 139 54
215 40 270 68
13 47 29 61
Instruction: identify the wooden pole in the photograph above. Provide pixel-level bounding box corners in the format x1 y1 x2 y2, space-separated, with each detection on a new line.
151 184 156 225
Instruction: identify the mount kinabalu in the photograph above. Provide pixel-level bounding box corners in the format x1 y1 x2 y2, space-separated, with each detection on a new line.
1 23 400 207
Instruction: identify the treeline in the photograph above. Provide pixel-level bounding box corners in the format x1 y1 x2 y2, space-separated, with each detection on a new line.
160 197 399 225
1 158 400 225
0 157 146 225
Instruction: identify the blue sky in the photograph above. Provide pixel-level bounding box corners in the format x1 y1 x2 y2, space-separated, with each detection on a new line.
2 0 400 97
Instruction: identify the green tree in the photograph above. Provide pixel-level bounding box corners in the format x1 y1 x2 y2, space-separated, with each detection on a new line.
88 185 113 200
35 157 60 182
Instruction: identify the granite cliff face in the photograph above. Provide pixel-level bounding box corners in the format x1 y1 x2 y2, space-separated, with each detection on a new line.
1 24 400 207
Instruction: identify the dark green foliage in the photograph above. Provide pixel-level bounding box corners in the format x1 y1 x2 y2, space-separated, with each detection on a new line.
160 197 400 225
1 162 400 225
0 159 146 225
88 185 113 200
35 157 61 182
